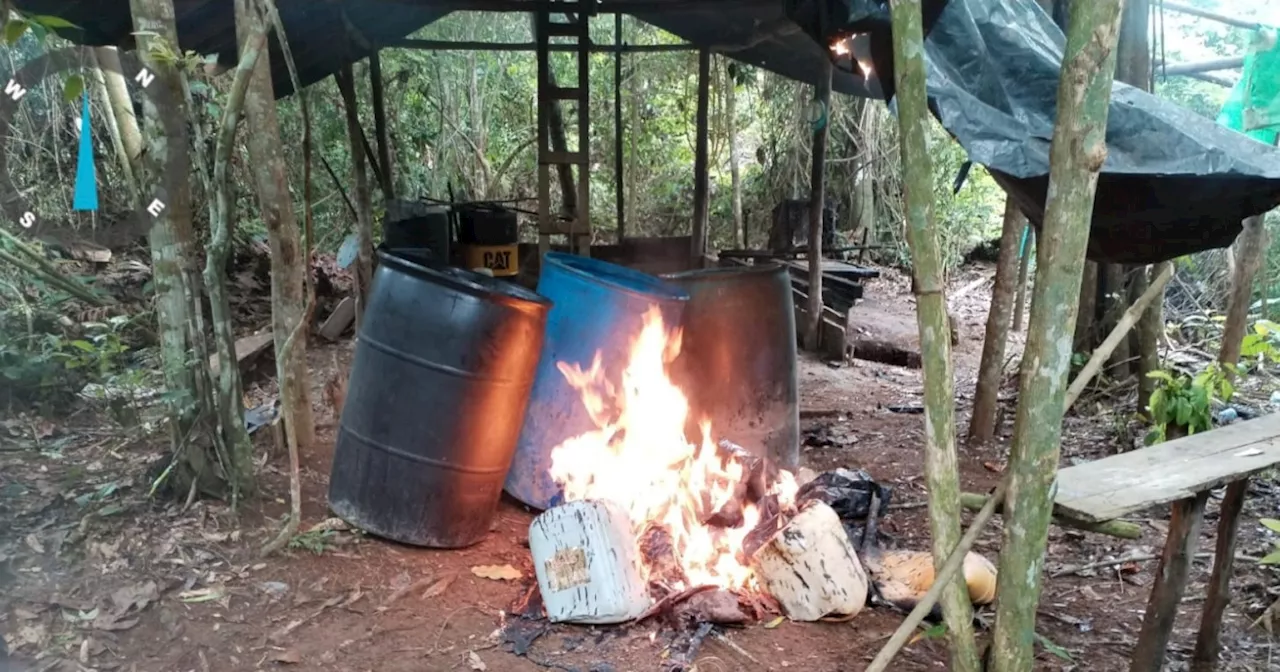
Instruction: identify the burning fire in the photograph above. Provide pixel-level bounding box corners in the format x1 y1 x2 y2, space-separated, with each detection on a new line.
829 34 875 81
548 307 797 590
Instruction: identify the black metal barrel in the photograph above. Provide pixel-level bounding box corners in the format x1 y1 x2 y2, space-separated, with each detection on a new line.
328 248 551 547
663 264 800 469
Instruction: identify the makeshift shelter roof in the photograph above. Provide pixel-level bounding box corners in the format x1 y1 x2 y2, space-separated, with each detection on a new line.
9 0 871 99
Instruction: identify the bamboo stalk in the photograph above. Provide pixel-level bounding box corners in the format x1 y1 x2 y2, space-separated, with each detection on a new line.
1064 262 1174 412
990 0 1125 668
887 1 978 669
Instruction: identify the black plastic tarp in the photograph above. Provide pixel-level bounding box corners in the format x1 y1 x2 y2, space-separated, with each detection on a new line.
786 0 1280 264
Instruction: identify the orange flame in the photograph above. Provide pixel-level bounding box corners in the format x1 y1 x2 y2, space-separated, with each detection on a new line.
548 306 797 590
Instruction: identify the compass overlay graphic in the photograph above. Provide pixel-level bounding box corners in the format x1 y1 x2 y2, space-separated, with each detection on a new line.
0 46 187 231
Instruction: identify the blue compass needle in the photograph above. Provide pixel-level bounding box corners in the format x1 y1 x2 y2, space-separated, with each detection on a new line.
72 89 98 211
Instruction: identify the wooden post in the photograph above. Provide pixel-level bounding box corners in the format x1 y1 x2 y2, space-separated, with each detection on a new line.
369 51 394 199
614 12 625 243
1220 216 1267 378
1103 263 1131 376
1191 479 1250 671
1131 492 1211 672
968 201 1026 446
989 0 1124 669
803 58 832 353
691 46 711 263
887 2 977 669
1013 225 1033 330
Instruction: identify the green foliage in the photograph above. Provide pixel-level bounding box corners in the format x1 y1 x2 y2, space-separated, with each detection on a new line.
288 529 338 555
1144 362 1234 444
0 311 145 414
1260 518 1280 565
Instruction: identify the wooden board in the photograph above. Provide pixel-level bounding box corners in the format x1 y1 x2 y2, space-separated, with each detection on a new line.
208 331 274 376
1054 413 1280 522
784 258 881 279
319 297 356 341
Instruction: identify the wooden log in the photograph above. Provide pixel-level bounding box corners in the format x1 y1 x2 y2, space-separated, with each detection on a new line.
528 500 652 624
1191 478 1250 671
751 501 868 621
1131 491 1210 672
959 492 1141 539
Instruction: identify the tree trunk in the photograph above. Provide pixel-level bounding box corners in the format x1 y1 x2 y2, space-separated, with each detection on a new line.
691 47 711 261
990 2 1124 669
336 65 375 317
89 51 134 197
803 59 832 353
726 62 744 248
235 0 316 451
968 200 1026 446
128 0 201 447
369 51 394 199
887 2 979 669
1074 260 1097 349
205 27 268 504
1219 216 1267 376
93 46 144 198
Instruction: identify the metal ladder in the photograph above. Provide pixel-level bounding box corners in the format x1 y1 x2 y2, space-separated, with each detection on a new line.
535 3 593 259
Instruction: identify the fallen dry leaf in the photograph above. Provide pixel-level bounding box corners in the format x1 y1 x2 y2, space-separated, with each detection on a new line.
467 650 487 670
764 616 785 629
422 574 456 599
470 565 521 581
982 461 1004 473
307 517 351 534
13 606 41 620
270 648 303 664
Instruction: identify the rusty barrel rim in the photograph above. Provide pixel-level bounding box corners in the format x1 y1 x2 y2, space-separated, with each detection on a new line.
543 252 690 303
661 262 789 284
377 246 549 310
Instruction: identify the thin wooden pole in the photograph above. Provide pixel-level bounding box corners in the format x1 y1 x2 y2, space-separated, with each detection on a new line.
390 38 696 53
802 58 832 353
369 50 394 198
887 2 977 667
989 0 1125 667
690 46 711 263
614 12 625 242
1161 1 1262 30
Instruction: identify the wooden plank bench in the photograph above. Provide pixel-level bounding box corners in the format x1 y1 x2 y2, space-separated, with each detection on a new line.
1053 412 1280 672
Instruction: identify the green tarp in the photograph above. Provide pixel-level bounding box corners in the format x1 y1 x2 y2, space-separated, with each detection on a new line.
1217 28 1280 145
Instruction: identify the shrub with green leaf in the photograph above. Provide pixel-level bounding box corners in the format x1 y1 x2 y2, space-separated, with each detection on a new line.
1145 362 1234 444
1261 518 1280 565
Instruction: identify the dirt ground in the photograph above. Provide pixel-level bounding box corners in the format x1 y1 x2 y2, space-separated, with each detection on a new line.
2 263 1278 671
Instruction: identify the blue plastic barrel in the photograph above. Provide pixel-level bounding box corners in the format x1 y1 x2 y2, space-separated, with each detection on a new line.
505 253 690 509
